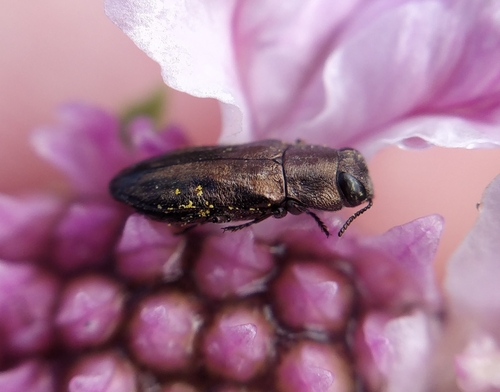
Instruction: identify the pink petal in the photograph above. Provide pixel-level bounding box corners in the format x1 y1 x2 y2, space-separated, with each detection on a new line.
32 104 188 198
193 230 274 299
263 214 443 309
128 292 202 372
445 174 500 329
0 194 63 261
0 261 59 356
202 306 273 382
105 1 241 114
106 1 500 152
51 201 125 271
443 174 500 391
127 119 189 158
276 340 353 392
32 103 129 197
115 214 186 282
66 351 137 392
358 310 439 392
271 260 354 333
55 275 124 349
0 360 54 392
455 335 500 392
344 214 443 309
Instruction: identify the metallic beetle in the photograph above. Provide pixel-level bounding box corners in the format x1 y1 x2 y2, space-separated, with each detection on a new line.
109 140 374 237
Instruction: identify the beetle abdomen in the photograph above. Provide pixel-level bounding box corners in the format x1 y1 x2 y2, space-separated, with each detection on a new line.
110 156 285 225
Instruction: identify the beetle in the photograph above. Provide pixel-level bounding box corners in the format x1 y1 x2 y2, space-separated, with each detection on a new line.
109 139 374 237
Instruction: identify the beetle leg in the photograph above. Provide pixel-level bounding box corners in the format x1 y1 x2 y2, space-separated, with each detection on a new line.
303 210 330 237
285 200 330 237
222 214 272 232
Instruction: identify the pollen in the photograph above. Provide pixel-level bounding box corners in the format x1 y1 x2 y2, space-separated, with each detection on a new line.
180 200 195 209
175 188 181 195
199 209 211 217
157 204 162 210
209 204 214 209
195 185 203 196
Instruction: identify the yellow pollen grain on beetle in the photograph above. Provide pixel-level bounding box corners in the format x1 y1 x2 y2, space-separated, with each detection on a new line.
157 204 162 210
249 208 255 211
228 206 234 210
175 188 181 195
195 185 203 196
179 200 195 209
167 207 174 211
199 209 211 217
209 204 214 209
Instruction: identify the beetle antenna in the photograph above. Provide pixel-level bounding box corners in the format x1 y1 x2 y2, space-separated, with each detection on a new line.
338 199 373 237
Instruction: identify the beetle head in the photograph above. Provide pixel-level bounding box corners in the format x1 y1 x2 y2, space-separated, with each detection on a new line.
337 148 374 208
336 148 374 237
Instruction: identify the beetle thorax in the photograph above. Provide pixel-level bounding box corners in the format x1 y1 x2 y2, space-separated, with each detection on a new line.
282 145 344 211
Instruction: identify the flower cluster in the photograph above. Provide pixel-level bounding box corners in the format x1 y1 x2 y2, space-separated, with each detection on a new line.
0 103 444 391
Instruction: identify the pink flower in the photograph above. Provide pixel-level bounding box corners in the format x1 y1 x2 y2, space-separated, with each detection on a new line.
105 0 500 154
101 1 500 390
0 101 444 391
0 1 498 391
440 174 500 392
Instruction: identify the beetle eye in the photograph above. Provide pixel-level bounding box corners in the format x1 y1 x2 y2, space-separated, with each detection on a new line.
338 172 367 206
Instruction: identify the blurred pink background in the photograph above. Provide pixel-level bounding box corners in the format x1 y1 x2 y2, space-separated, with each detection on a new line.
2 1 500 278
